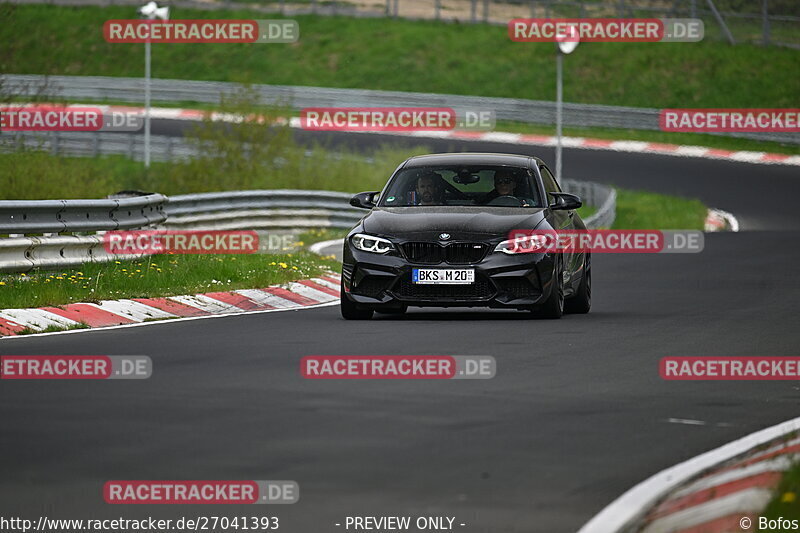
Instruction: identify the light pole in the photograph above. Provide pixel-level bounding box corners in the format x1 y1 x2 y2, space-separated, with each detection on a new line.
138 1 170 168
554 25 579 181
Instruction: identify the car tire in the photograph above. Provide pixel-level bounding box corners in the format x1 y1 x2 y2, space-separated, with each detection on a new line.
533 257 564 319
565 254 591 314
340 281 374 320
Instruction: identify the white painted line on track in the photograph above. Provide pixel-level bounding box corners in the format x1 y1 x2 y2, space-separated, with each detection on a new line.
309 238 345 256
577 415 800 533
665 418 707 426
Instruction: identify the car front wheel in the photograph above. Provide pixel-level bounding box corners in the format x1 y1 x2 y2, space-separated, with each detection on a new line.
532 258 564 319
565 254 591 314
340 280 374 320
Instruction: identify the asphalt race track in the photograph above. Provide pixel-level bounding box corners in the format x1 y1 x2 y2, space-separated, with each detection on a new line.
1 123 799 532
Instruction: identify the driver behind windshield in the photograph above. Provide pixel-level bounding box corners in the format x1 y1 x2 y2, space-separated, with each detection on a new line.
412 171 444 206
479 168 520 205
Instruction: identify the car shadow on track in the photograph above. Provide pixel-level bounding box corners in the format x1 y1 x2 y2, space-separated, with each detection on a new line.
373 309 558 321
368 309 637 321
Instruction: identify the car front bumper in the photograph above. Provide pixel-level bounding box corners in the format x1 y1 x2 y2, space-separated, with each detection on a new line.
341 243 558 310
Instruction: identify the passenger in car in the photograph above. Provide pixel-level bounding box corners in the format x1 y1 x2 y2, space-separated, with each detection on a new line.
479 168 521 205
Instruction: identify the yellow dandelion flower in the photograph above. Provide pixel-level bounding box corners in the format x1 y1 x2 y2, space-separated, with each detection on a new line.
782 492 797 503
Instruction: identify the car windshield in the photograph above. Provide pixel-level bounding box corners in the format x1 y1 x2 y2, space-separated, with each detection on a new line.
378 165 542 208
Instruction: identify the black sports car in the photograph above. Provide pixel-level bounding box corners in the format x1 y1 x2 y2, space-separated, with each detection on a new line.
340 153 591 319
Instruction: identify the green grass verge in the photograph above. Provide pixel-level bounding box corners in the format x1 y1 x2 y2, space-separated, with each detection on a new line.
614 188 707 229
0 252 339 309
0 146 425 199
2 5 798 110
760 461 800 529
298 227 351 245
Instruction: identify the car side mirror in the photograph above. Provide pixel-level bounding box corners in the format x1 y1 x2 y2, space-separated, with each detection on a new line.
549 192 582 210
350 191 379 209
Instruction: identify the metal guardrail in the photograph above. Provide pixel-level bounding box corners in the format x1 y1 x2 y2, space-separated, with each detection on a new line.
562 179 616 229
1 131 196 163
4 74 798 144
0 184 615 272
164 190 366 231
0 194 167 234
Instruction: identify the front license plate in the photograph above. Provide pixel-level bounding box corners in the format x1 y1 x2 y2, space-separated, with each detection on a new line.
412 268 475 285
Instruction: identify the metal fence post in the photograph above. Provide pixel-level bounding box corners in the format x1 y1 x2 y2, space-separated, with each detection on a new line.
471 0 477 22
706 0 736 45
482 0 488 22
435 0 440 20
762 0 770 46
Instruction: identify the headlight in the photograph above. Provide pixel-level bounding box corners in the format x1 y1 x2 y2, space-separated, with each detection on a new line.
494 233 552 254
351 233 395 254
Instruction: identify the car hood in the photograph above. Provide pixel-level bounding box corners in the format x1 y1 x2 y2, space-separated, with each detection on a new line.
361 207 547 241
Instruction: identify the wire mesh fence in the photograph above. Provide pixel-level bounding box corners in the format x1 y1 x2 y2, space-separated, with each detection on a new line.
8 0 800 47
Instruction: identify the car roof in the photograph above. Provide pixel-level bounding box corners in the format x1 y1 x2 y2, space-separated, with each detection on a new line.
402 152 544 169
